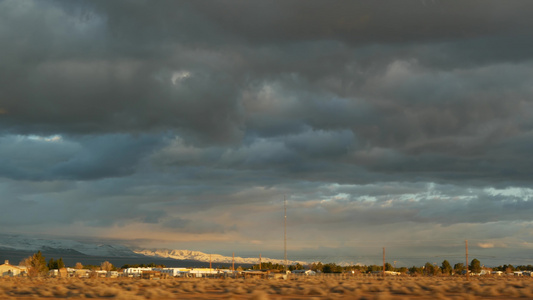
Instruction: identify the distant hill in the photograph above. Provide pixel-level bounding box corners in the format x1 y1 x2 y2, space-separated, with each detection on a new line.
0 234 135 257
0 246 244 268
0 234 260 268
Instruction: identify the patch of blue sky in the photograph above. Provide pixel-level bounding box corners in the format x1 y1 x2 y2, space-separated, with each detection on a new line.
484 187 533 200
25 134 63 142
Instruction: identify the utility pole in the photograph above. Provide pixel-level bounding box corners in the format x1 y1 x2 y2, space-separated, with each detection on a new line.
284 195 288 273
210 254 212 270
232 252 235 271
465 240 469 281
383 247 385 277
259 253 262 270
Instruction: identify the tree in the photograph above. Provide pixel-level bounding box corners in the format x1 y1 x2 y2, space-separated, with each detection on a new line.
101 261 113 272
48 258 56 270
441 260 452 275
503 264 515 273
57 258 65 269
424 262 441 276
23 251 48 277
385 262 394 271
322 264 333 273
47 257 65 270
293 263 303 270
470 259 481 274
323 263 342 273
310 262 323 272
424 262 434 276
454 263 465 275
83 264 100 271
397 267 408 274
75 262 84 269
367 265 381 273
408 266 423 276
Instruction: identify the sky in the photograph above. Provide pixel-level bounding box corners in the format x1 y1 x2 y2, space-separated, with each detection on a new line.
1 0 533 267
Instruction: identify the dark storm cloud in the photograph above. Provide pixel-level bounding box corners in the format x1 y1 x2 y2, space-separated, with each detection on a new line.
0 0 245 143
192 0 533 44
0 134 163 180
1 0 526 165
2 0 533 264
2 0 532 146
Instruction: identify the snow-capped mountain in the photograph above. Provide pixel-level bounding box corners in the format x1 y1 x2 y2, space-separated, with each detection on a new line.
0 234 307 266
0 234 136 257
134 249 306 265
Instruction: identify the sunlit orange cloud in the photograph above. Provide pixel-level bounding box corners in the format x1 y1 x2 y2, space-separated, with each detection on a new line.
97 223 244 244
35 222 244 246
477 242 495 249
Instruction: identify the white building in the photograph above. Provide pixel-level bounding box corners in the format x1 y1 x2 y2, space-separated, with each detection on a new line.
154 267 190 277
123 267 153 277
188 268 218 277
292 270 316 275
0 260 24 277
107 271 119 278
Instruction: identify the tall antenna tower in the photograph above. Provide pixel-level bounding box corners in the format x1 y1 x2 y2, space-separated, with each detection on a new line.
284 195 287 272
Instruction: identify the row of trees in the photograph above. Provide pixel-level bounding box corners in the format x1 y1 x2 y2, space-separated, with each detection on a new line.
20 251 117 277
306 259 483 275
250 261 305 271
121 263 166 269
250 259 484 275
408 259 481 276
493 264 533 272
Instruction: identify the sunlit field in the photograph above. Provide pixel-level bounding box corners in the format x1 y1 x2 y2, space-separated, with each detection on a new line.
2 275 533 299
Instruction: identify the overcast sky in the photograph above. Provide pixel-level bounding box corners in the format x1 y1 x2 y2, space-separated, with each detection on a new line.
2 0 533 266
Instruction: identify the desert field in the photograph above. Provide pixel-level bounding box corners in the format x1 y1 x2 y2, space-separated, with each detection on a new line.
1 275 532 299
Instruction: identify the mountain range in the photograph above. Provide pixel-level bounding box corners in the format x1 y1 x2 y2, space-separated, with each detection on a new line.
0 234 304 267
135 249 305 265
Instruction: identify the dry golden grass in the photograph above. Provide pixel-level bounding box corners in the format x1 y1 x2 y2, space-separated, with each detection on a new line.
1 275 533 299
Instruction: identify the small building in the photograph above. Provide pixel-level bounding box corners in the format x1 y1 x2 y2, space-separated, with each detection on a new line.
73 269 90 278
188 268 218 278
292 270 316 276
141 270 161 279
0 260 24 277
93 270 108 278
47 268 68 278
107 271 119 278
154 267 190 277
123 267 153 277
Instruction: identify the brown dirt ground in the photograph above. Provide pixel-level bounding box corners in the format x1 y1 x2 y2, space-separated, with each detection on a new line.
1 275 531 299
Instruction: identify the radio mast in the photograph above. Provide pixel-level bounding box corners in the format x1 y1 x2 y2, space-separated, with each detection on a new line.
284 195 287 272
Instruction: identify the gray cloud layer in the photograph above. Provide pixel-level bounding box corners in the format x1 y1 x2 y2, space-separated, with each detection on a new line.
1 0 533 265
